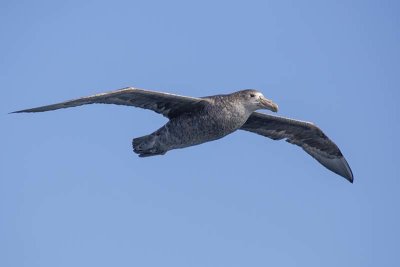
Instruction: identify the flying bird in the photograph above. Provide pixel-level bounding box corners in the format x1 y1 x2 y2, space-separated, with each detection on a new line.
12 87 353 183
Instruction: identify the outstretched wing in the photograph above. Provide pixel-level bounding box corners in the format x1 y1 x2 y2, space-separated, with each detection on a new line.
11 87 208 119
240 112 353 182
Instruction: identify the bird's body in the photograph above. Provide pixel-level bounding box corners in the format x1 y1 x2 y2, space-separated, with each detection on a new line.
133 91 256 156
12 87 353 183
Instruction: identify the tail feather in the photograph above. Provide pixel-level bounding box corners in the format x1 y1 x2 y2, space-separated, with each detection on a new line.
132 134 166 157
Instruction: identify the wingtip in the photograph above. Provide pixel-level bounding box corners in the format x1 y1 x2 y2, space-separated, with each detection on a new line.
339 156 354 184
9 110 28 114
346 174 354 184
310 152 354 184
344 173 354 183
347 172 354 184
10 107 50 114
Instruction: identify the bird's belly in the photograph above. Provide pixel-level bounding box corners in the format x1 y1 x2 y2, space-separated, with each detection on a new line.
157 113 245 150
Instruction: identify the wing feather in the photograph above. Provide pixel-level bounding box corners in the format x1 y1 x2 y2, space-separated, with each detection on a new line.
240 112 354 182
11 87 208 119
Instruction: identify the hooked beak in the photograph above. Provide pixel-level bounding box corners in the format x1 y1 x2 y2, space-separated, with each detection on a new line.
259 96 279 112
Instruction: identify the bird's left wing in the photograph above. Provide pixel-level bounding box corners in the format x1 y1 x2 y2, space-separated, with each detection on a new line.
240 112 353 182
11 87 208 119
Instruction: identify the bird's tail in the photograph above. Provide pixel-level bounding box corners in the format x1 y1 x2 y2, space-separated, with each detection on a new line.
132 134 166 157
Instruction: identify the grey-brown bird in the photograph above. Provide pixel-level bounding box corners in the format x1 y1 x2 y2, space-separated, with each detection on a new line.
12 87 353 183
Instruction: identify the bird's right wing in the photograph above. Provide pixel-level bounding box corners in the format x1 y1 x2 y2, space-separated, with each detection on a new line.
240 112 353 182
11 87 209 119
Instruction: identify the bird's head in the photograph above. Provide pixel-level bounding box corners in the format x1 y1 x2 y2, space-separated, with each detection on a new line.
236 89 278 113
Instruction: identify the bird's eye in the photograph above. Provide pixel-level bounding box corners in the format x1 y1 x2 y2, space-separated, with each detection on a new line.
250 94 255 98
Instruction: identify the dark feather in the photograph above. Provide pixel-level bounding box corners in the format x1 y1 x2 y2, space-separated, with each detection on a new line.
240 112 354 182
11 87 208 119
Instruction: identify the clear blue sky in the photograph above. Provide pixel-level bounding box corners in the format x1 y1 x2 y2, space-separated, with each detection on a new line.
1 0 399 266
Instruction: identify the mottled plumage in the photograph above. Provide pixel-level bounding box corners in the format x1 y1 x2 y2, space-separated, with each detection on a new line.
12 87 353 183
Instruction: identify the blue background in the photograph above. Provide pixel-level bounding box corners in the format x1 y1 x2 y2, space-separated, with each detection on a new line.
1 0 399 266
